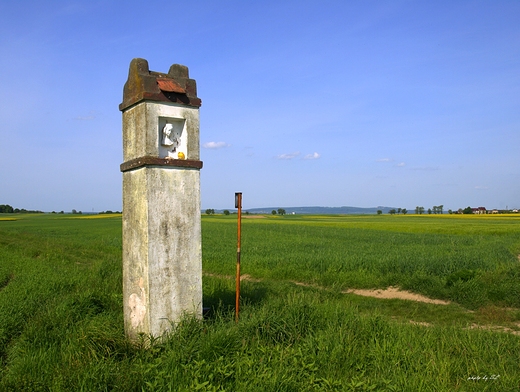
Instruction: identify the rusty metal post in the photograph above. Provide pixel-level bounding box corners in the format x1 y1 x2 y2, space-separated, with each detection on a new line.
235 192 242 323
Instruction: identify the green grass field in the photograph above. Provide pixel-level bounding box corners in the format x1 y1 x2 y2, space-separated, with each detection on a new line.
0 213 519 391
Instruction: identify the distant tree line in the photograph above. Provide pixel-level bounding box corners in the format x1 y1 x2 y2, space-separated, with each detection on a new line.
0 204 43 214
387 208 408 215
205 209 252 215
0 205 123 214
412 205 444 214
450 207 518 215
50 210 84 214
404 205 518 215
378 205 450 215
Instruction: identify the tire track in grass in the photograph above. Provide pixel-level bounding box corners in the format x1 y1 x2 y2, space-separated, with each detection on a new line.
0 274 13 291
343 287 450 305
203 272 520 335
204 272 450 304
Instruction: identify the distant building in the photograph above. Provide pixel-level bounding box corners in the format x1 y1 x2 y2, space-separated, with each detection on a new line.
472 207 487 214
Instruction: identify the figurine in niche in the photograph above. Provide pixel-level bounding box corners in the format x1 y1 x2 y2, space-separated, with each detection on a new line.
162 123 176 147
162 123 185 159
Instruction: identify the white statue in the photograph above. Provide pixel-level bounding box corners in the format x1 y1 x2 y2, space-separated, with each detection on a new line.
162 123 175 146
162 122 185 159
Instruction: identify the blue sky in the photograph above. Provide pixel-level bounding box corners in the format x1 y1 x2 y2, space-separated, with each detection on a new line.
1 1 519 212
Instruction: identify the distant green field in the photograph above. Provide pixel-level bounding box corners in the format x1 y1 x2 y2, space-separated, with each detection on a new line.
0 213 519 391
204 213 520 309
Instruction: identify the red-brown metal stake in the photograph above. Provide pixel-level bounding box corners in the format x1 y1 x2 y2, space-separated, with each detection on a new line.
235 192 242 323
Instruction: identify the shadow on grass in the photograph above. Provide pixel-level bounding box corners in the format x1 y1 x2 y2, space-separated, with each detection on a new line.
202 280 269 320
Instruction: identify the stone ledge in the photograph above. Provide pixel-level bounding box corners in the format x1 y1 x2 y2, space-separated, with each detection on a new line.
120 156 203 172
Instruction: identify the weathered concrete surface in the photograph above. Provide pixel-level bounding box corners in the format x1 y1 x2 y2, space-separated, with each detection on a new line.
120 60 202 341
122 166 202 340
122 102 200 162
119 58 201 111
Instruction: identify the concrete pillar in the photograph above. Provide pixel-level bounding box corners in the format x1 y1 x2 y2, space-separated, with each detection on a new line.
119 58 203 341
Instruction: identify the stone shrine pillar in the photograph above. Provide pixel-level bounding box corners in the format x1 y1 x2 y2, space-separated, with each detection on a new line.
119 58 203 341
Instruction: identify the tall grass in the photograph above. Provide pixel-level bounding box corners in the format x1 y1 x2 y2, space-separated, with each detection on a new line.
203 214 520 309
0 214 519 390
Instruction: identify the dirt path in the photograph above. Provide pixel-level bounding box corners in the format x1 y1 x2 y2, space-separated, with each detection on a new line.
204 272 449 305
343 287 451 305
203 272 520 335
468 323 520 336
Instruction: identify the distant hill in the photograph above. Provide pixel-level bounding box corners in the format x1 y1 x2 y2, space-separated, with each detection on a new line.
241 206 399 215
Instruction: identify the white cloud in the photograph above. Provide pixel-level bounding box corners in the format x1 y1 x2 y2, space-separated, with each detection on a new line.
74 111 96 121
376 158 404 166
203 141 230 149
276 152 300 160
411 166 439 171
304 152 321 160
